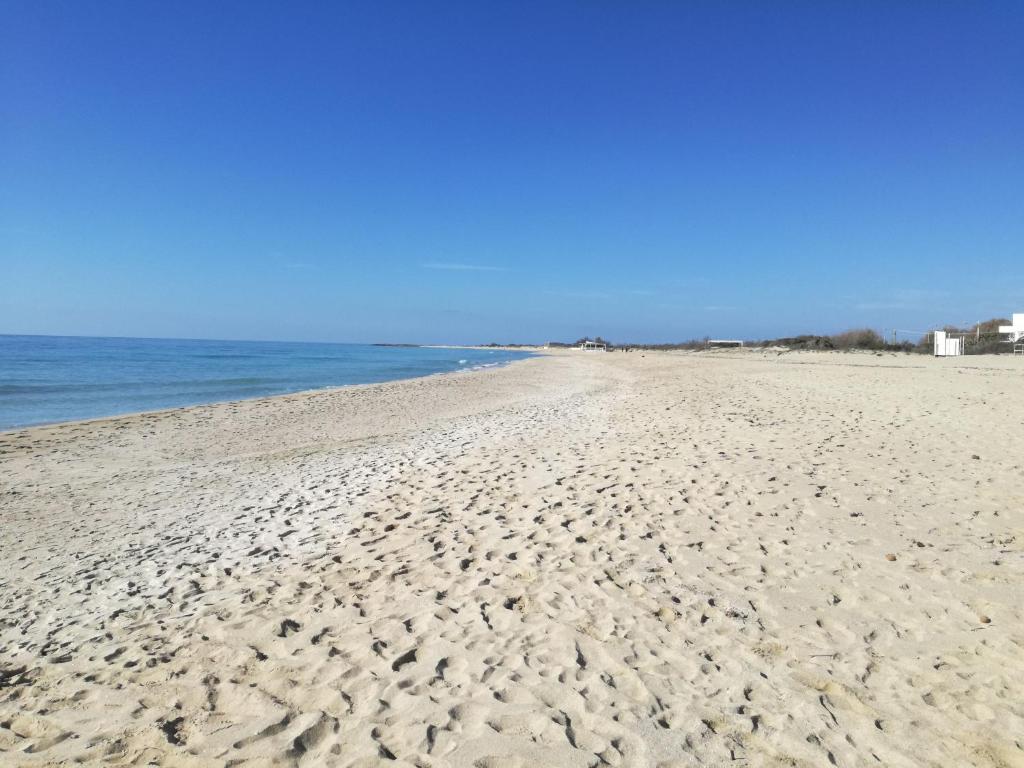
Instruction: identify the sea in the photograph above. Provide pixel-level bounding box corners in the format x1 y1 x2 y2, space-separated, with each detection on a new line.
0 335 534 431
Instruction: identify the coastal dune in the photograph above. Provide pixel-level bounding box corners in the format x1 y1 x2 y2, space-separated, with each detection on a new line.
1 351 1022 767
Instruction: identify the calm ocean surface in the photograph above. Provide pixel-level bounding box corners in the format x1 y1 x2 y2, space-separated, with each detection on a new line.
0 335 534 430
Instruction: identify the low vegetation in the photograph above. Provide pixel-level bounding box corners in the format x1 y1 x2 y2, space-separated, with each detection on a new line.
492 317 1015 355
764 319 1013 354
763 329 912 352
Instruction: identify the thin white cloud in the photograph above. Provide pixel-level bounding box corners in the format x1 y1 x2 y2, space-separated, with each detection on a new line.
543 289 611 300
421 262 508 272
854 301 907 311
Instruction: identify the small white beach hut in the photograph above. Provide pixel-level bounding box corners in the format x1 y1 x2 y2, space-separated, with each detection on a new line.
933 330 964 357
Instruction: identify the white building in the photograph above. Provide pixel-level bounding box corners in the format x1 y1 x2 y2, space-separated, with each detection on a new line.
998 314 1024 343
1000 314 1024 355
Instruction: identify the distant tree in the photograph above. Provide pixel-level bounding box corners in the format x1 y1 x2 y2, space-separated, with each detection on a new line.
974 318 1010 335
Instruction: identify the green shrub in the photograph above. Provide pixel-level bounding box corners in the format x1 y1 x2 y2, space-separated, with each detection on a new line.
830 329 885 350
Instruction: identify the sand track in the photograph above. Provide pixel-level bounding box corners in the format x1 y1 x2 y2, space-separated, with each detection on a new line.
2 351 1022 767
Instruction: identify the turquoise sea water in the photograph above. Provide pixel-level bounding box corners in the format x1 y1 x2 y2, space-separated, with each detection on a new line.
0 335 533 430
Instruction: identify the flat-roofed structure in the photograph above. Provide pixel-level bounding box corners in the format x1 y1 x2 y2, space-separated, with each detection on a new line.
998 314 1024 343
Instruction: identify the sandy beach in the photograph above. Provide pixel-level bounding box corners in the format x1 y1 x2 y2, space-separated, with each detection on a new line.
1 350 1022 768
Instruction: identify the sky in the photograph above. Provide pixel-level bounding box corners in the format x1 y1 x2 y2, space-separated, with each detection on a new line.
2 2 1022 344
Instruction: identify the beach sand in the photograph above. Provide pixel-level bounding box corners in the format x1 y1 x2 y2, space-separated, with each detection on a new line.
1 350 1022 767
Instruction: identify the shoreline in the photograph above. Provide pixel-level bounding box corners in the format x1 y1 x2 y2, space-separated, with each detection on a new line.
0 350 544 437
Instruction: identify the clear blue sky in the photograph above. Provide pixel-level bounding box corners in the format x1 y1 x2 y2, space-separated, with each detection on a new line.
2 2 1022 344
